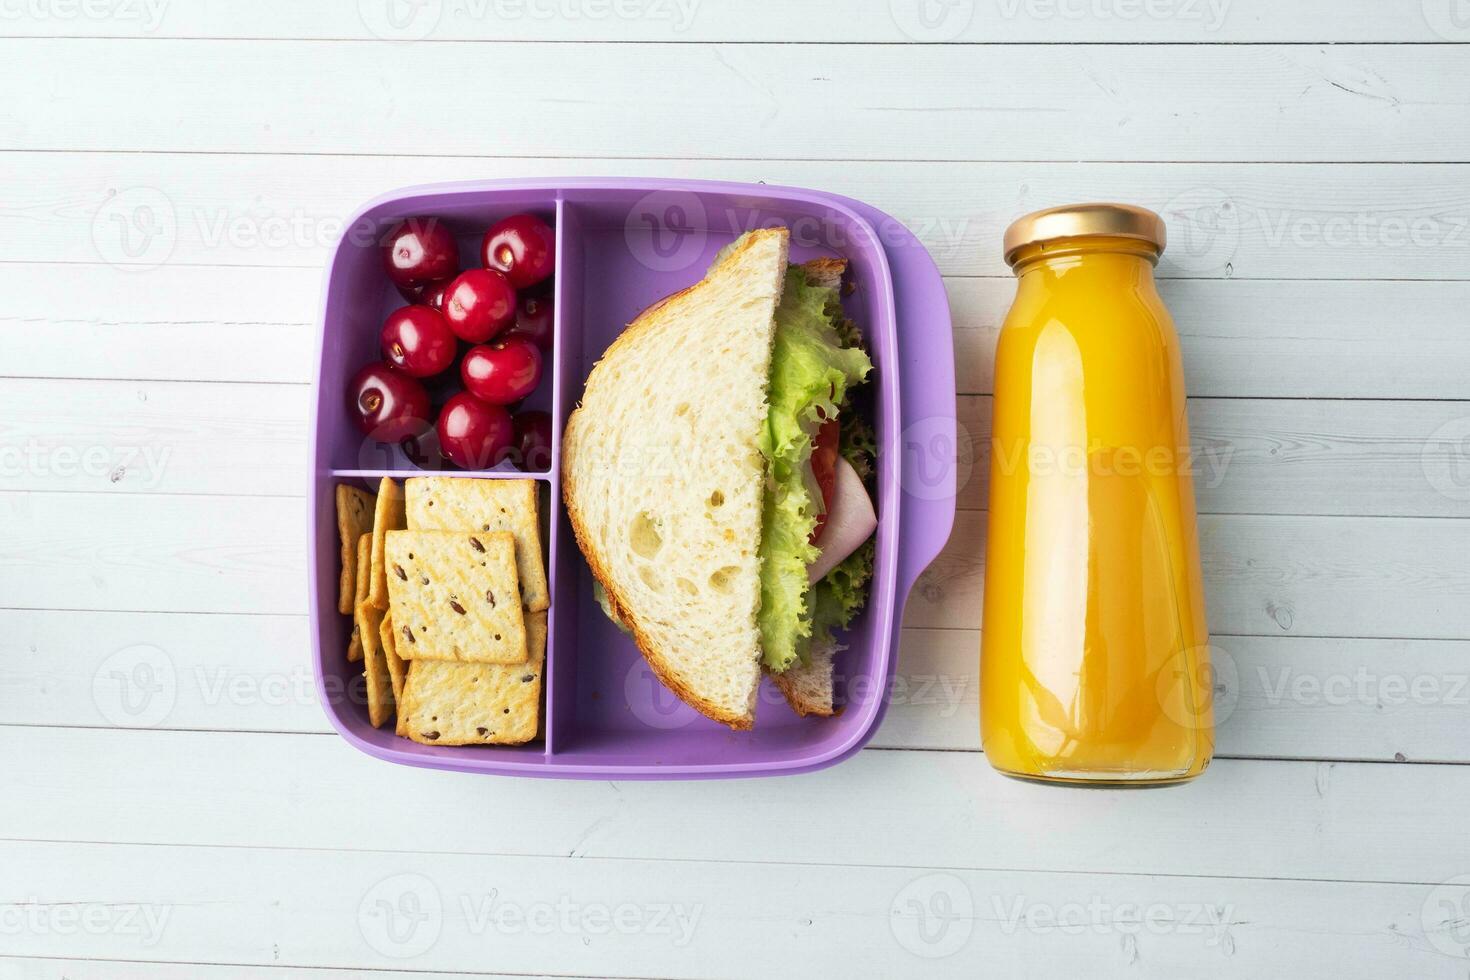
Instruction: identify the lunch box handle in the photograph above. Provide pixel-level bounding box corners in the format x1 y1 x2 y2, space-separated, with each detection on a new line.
851 199 959 595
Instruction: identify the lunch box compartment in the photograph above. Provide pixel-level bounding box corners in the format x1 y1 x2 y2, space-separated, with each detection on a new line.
311 178 955 778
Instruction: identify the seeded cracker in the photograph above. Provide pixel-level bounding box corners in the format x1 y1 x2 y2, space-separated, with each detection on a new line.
347 533 370 662
385 530 528 664
398 612 546 745
404 476 549 612
335 484 374 614
357 600 393 727
379 612 407 704
368 477 405 609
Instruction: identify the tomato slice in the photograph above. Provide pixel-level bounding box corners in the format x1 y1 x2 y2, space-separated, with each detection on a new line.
809 418 840 544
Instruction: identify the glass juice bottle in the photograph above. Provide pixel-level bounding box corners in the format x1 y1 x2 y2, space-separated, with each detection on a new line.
980 204 1213 785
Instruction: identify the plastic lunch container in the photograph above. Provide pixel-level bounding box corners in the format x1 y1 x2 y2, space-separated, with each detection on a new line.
310 178 956 779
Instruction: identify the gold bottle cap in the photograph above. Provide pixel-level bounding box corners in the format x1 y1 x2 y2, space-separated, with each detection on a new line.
1003 203 1166 267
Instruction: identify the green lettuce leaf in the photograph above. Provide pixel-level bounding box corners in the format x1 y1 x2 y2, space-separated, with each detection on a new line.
838 411 877 486
757 268 872 671
808 538 876 653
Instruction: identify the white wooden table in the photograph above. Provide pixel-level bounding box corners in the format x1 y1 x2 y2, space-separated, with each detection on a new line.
3 3 1469 976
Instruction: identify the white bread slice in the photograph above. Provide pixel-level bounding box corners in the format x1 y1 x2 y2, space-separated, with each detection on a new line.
562 228 791 730
771 642 838 717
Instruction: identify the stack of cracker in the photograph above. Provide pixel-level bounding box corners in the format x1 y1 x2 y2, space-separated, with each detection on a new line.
334 476 549 745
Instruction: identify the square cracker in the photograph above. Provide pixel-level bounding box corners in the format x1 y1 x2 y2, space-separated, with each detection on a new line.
385 529 528 664
397 612 546 746
357 600 393 728
368 477 405 610
405 477 549 612
378 612 408 704
335 484 375 614
347 533 371 662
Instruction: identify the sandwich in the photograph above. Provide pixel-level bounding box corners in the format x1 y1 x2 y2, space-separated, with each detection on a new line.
562 227 878 729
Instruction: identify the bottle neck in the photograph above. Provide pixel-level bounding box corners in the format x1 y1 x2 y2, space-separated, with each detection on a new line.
1009 236 1161 282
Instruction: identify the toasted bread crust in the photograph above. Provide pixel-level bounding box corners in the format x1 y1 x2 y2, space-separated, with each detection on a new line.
801 256 847 291
770 669 834 718
562 228 791 731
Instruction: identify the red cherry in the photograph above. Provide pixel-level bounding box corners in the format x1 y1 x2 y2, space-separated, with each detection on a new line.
437 392 514 470
481 213 555 289
512 410 553 472
348 363 430 442
395 275 454 308
504 293 554 350
380 305 457 378
442 268 516 343
461 337 543 406
381 217 458 288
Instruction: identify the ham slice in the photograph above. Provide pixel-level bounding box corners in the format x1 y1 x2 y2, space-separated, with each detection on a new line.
808 456 876 583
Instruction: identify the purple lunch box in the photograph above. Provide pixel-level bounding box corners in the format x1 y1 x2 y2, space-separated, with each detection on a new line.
309 178 956 779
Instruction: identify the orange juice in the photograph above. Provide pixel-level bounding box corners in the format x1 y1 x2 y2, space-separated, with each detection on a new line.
980 205 1213 785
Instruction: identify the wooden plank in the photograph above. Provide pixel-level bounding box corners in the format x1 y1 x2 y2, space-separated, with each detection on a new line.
6 607 1467 763
882 628 1470 762
8 263 1469 398
0 264 317 384
0 609 325 733
6 153 1470 280
4 728 1470 887
1 836 1462 977
8 377 1468 517
907 510 1470 637
7 42 1470 162
0 960 551 980
955 396 1470 518
5 490 1468 636
0 0 1453 42
0 379 308 496
0 492 304 615
949 277 1470 398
